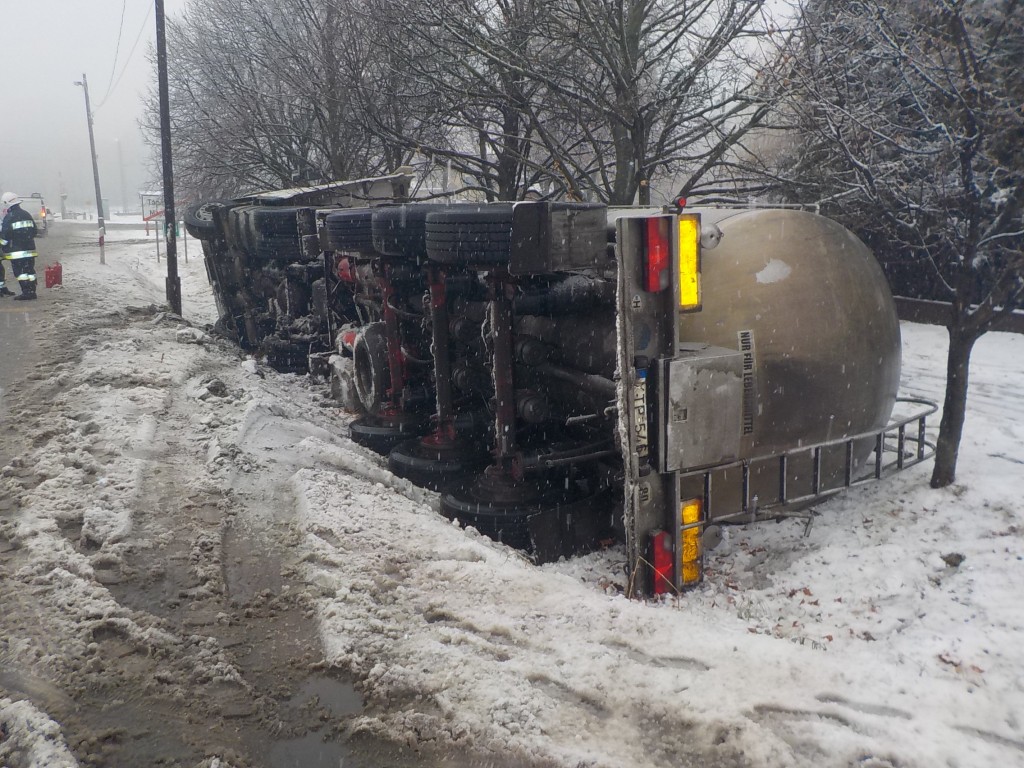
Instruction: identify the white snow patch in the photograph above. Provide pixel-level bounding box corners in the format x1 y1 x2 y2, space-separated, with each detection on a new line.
755 258 792 284
80 504 132 546
0 698 78 768
4 220 1023 767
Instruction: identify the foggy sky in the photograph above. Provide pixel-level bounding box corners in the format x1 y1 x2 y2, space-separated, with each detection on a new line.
1 0 189 214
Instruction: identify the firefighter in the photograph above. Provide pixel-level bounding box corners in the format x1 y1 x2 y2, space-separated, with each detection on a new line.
1 192 38 301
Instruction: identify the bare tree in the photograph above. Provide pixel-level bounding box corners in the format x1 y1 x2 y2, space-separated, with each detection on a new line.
541 0 781 204
151 0 785 203
365 0 784 203
146 0 407 199
768 0 1024 486
359 0 565 201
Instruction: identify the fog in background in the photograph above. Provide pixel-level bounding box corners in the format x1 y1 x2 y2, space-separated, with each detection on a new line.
1 0 189 215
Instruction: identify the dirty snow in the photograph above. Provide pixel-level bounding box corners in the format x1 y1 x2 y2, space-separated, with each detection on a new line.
1 218 1022 767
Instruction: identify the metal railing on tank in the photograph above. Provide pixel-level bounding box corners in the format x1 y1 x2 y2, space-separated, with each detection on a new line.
679 396 939 529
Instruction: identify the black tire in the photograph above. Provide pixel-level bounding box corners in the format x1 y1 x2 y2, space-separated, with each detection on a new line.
251 206 303 236
352 322 390 414
371 203 455 259
184 200 229 240
440 474 597 559
227 206 259 253
349 414 427 455
240 309 262 352
387 436 487 490
262 335 311 374
310 277 329 326
439 475 561 552
324 209 375 252
227 248 249 285
254 233 302 263
273 275 311 319
425 204 514 265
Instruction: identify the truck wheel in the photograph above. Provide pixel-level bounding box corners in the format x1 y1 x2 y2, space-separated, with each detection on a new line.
387 436 486 490
371 203 454 259
349 414 427 455
251 206 303 237
220 283 263 349
262 336 310 374
440 473 598 561
227 206 259 253
329 355 363 413
424 204 514 265
324 209 375 252
255 233 302 263
439 483 540 552
352 322 390 414
240 308 261 350
185 200 228 239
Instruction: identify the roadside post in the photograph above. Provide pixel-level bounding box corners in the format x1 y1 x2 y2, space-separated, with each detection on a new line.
141 192 164 264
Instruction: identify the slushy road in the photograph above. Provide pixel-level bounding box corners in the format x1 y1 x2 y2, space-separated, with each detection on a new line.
0 227 57 469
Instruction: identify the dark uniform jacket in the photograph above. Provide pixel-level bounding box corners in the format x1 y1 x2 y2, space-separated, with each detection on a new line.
1 205 38 257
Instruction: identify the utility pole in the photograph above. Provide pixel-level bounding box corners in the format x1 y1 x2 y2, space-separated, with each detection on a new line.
74 73 105 265
155 0 181 315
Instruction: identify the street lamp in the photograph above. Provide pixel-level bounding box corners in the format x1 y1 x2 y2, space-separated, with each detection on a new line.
73 74 106 265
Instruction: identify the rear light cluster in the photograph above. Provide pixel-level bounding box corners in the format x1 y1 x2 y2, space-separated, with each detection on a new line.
677 216 700 310
650 530 674 594
680 498 703 585
650 497 704 594
643 218 671 292
641 214 701 311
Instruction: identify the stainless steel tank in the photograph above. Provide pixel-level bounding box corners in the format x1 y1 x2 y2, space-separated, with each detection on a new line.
678 208 901 513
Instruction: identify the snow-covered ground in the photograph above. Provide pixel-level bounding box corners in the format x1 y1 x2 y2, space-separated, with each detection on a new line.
1 220 1022 767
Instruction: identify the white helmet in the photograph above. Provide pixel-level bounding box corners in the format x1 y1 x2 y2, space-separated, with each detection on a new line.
0 192 19 207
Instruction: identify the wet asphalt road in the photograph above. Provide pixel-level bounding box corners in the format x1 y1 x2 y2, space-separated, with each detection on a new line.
0 223 83 467
0 252 48 469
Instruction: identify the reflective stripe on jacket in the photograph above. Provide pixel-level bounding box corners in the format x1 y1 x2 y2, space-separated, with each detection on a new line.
2 250 38 260
1 206 37 254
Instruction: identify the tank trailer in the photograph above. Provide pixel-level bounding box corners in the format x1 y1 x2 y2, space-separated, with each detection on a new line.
185 174 936 596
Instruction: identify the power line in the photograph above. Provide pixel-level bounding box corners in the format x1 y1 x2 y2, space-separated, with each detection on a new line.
100 0 128 105
95 3 154 112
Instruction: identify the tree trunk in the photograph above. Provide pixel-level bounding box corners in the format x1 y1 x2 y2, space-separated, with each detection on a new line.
930 327 979 487
637 176 650 206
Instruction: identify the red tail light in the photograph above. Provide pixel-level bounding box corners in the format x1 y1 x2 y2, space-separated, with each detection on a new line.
650 529 674 594
643 217 670 292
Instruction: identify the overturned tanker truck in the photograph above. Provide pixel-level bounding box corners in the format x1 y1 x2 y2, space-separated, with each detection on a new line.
186 173 937 596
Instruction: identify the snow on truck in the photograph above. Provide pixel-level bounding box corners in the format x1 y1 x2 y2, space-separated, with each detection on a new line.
184 173 937 596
